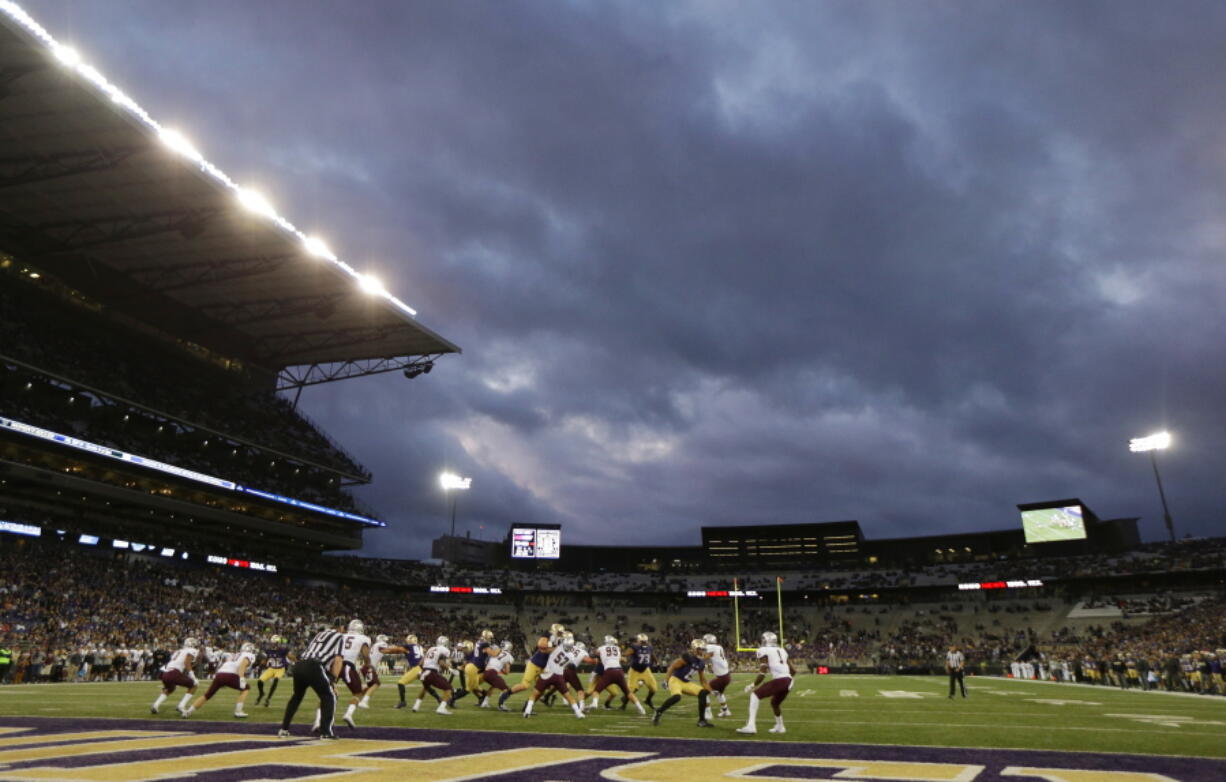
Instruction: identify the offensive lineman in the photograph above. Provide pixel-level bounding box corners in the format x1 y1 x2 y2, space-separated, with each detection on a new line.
737 631 794 735
522 636 585 719
394 634 441 709
585 635 646 715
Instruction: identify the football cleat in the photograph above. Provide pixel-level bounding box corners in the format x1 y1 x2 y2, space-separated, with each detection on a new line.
436 704 452 715
393 702 407 709
736 726 757 734
234 711 249 719
277 729 292 739
318 734 339 741
769 725 787 734
697 719 714 728
343 715 356 729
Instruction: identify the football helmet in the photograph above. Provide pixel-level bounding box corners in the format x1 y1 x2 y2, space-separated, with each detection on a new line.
702 633 717 644
184 637 199 649
550 623 566 636
240 642 256 653
760 631 778 646
480 629 494 641
405 634 418 645
604 635 618 646
376 634 389 643
574 641 587 652
562 631 575 642
348 619 365 634
690 638 705 651
436 636 449 648
636 633 649 643
560 636 575 651
501 641 513 653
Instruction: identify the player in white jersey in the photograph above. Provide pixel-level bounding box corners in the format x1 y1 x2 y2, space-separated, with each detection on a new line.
358 634 408 709
335 620 371 730
415 637 455 714
737 631 794 735
584 636 646 715
483 642 515 710
703 634 733 719
522 639 585 719
150 638 200 715
182 643 256 718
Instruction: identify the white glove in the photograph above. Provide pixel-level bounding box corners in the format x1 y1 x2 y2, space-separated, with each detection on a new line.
743 683 754 694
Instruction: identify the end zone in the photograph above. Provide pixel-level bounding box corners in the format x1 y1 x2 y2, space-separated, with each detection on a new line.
0 717 1222 781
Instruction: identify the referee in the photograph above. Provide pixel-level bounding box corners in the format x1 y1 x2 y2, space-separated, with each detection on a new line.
946 644 967 699
278 624 344 739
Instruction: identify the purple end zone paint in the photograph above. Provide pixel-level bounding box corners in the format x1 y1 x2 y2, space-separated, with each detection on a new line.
1 716 1224 781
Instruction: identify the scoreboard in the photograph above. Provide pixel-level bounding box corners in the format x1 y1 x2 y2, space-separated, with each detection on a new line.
510 525 561 559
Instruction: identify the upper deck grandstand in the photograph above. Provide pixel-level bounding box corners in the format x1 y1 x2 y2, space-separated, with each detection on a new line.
0 7 459 555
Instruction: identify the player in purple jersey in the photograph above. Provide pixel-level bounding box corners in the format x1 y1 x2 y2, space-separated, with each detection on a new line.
255 636 293 707
625 633 658 709
652 639 712 728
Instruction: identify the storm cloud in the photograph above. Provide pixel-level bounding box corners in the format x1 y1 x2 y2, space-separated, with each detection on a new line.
26 0 1226 557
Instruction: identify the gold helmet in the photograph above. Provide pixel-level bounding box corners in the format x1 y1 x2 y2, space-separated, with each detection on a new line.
405 634 418 645
480 629 494 641
636 633 649 643
690 638 705 652
550 623 566 636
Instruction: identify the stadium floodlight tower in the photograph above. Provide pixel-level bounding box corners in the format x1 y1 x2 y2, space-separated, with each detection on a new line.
1129 431 1175 542
440 472 472 536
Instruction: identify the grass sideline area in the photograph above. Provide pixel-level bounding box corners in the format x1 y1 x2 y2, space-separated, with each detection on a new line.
1 674 1224 759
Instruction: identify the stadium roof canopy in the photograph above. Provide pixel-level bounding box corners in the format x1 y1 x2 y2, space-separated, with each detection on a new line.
0 5 460 381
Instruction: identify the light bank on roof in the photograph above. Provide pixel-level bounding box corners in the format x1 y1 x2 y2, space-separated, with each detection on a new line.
0 1 460 375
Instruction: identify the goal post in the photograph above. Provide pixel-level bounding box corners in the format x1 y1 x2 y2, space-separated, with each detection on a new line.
733 576 785 652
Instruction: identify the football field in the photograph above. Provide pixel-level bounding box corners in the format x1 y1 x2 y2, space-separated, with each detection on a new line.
0 674 1225 780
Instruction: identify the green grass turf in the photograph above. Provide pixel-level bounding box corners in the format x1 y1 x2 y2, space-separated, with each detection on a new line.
2 674 1225 758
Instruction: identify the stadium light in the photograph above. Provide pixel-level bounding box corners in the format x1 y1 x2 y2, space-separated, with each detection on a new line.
236 187 277 220
159 128 204 164
358 273 386 296
440 472 471 536
51 42 80 67
302 235 337 262
1129 430 1175 542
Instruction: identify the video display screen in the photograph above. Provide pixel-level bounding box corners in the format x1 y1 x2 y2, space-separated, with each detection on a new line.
510 527 561 559
1021 505 1087 543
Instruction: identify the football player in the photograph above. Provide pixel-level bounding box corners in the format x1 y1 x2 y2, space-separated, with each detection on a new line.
255 635 293 707
464 631 495 707
150 637 200 716
652 639 712 727
418 636 455 714
482 640 515 710
737 631 794 735
522 637 585 719
181 642 256 719
335 619 371 730
359 634 409 709
702 633 733 718
585 635 645 715
394 634 441 709
625 633 658 708
503 623 564 706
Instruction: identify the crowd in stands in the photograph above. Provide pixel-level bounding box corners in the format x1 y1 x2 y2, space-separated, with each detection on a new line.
0 279 369 494
2 533 1224 697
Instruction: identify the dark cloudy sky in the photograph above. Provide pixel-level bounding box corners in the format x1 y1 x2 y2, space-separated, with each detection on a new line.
23 0 1226 558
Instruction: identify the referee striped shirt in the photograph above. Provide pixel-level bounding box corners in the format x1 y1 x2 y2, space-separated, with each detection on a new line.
301 630 344 662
